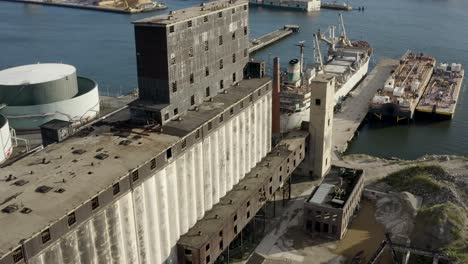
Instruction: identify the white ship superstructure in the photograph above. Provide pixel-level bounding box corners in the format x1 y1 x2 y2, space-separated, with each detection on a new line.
280 14 372 132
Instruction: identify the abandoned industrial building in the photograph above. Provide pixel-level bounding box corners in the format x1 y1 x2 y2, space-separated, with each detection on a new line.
303 167 364 240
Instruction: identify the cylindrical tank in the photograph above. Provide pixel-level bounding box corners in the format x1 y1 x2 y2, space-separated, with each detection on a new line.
0 114 13 164
439 63 448 71
0 64 78 106
287 59 301 83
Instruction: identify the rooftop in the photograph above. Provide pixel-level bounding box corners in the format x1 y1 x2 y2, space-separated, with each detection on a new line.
306 167 363 209
133 0 247 26
0 63 76 86
0 77 271 257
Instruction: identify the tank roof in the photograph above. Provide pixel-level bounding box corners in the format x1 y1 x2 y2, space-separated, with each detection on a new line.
0 63 76 86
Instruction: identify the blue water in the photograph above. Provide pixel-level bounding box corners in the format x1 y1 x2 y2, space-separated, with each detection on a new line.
1 0 468 159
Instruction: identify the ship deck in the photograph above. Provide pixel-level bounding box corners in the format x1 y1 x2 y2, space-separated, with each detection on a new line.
416 69 464 118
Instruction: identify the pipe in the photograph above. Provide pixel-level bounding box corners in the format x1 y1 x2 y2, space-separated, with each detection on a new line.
272 57 281 134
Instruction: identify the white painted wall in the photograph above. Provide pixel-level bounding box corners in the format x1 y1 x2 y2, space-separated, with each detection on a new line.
28 92 272 264
0 115 12 164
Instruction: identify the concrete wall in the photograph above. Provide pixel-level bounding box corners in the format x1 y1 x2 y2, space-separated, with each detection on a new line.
308 75 334 178
135 3 250 124
26 91 272 264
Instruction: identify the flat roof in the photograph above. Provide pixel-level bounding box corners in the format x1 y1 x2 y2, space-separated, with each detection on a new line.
0 77 271 257
133 0 247 26
0 63 76 86
178 130 307 249
309 183 334 205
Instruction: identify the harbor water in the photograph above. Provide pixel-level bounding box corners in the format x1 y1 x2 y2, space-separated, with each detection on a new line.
1 0 468 159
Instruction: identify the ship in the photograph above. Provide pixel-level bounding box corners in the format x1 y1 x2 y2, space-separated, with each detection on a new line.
416 62 464 119
280 14 372 132
369 51 435 122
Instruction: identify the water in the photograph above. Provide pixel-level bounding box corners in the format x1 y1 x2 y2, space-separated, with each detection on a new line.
1 0 468 158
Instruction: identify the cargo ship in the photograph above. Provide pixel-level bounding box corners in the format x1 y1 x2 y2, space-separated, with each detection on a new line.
416 63 464 119
369 51 435 122
280 14 372 132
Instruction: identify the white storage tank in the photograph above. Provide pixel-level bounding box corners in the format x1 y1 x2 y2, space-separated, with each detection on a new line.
0 63 100 131
452 63 462 72
384 78 395 92
438 63 448 71
0 114 13 164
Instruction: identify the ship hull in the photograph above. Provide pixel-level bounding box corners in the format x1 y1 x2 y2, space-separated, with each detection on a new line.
280 59 369 132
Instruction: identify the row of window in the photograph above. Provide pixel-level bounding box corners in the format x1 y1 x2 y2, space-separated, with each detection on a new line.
168 5 248 34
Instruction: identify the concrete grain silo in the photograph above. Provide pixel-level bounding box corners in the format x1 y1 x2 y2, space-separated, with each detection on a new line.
0 63 100 131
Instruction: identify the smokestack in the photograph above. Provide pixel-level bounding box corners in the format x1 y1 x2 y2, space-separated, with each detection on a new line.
272 57 281 134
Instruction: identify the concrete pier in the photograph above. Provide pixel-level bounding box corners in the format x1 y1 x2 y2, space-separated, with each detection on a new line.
249 26 299 53
332 59 400 158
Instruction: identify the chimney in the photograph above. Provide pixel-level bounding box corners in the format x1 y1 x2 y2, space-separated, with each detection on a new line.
272 57 281 135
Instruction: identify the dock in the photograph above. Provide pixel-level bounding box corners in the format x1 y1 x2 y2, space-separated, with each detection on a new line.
0 0 166 14
321 2 353 11
249 25 299 53
332 59 400 157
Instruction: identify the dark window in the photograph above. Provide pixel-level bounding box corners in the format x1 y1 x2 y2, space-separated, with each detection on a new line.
166 148 172 159
279 175 282 182
324 223 329 233
174 108 178 116
187 20 192 27
279 166 282 171
328 118 330 126
169 25 174 33
41 229 51 244
219 59 223 69
113 182 120 195
234 225 238 234
247 211 250 218
325 158 328 165
232 7 235 14
151 158 156 170
315 221 321 232
185 248 192 254
219 80 224 89
232 72 236 82
219 114 224 123
232 53 236 63
233 214 237 221
269 177 272 182
269 186 272 194
315 99 321 105
206 255 211 264
132 170 139 182
181 139 187 149
190 73 194 84
243 4 247 10
208 122 213 131
244 48 248 57
204 41 209 51
195 129 200 139
258 89 261 96
189 47 194 57
68 212 76 226
172 81 177 93
219 230 223 237
249 95 253 102
229 108 234 115
205 243 210 251
219 35 223 45
205 66 209 76
232 32 236 40
244 26 248 35
218 11 222 18
91 197 99 210
219 240 224 250
12 247 23 263
247 201 250 207
204 15 208 22
191 95 195 106
206 87 210 97
164 113 169 121
240 101 244 108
